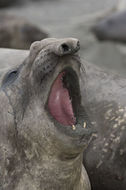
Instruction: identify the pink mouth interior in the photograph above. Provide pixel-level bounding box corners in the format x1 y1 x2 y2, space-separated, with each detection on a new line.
48 72 76 126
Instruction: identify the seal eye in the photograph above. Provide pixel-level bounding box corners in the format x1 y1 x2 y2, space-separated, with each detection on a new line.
2 70 18 88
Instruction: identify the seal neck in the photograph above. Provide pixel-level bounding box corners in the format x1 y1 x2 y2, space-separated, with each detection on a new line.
27 153 90 190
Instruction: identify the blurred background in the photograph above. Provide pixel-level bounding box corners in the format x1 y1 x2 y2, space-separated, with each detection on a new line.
1 0 126 76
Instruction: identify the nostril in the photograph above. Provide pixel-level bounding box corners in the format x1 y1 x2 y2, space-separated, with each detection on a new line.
61 43 69 53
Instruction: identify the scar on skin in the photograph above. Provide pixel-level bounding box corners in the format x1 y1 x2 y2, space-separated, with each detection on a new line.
96 160 103 169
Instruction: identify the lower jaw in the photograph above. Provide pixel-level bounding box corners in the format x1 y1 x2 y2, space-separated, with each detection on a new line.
49 105 92 143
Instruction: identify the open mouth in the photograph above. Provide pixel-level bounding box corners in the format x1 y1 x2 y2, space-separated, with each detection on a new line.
47 68 81 126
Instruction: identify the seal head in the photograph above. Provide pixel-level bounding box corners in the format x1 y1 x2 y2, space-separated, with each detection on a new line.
0 38 92 190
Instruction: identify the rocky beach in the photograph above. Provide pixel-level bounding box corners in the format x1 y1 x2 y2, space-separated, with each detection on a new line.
1 0 126 76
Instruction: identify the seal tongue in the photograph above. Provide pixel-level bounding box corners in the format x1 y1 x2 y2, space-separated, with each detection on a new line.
48 72 76 126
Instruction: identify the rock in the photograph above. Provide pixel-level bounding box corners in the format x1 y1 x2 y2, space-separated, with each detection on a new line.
0 0 18 7
0 14 48 49
91 10 126 43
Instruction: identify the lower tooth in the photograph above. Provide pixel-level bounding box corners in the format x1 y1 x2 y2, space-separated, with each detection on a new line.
72 125 76 130
83 122 87 128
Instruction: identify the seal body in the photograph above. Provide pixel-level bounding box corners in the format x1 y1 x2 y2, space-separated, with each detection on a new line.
0 38 92 190
0 14 48 49
81 62 126 190
91 11 126 43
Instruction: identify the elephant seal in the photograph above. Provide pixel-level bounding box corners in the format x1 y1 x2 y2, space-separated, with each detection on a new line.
91 11 126 43
81 62 126 190
0 38 92 190
0 14 48 49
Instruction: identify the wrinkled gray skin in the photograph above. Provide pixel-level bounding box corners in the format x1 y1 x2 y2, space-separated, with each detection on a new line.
91 11 126 43
0 14 48 49
0 38 92 190
1 38 126 190
82 63 126 190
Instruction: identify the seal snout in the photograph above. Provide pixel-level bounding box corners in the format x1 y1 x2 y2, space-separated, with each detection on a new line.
56 38 80 56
